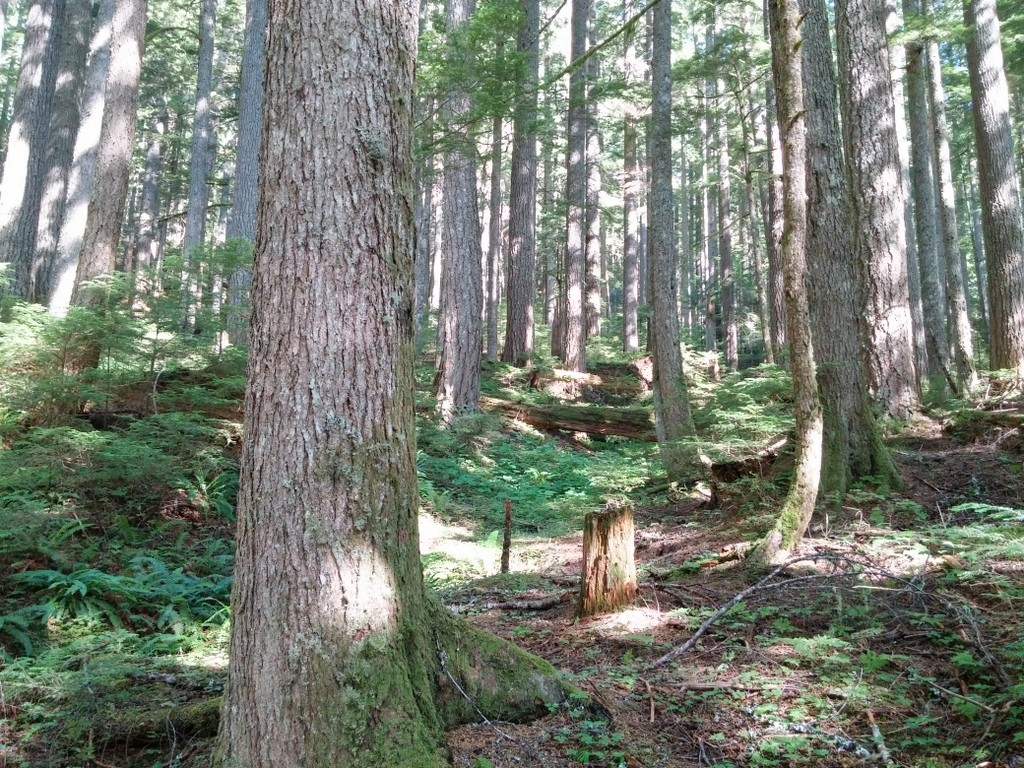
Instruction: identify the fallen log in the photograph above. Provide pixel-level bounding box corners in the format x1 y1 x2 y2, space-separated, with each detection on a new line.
479 396 656 441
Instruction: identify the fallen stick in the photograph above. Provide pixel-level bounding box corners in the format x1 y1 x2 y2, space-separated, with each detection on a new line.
866 710 894 767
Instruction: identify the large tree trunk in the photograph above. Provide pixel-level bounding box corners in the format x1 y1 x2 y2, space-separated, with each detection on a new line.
584 10 602 340
836 0 918 420
70 0 147 310
214 3 570 764
500 0 539 366
561 0 588 372
29 0 91 304
621 0 641 354
2 0 66 299
764 68 787 365
759 0 824 564
650 0 701 484
48 0 115 315
801 0 899 499
436 0 483 421
964 0 1024 377
717 65 738 371
485 114 502 362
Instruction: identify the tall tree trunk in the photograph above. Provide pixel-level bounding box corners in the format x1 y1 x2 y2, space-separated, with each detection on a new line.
717 69 738 370
214 2 568 763
3 0 66 299
485 114 502 362
764 0 787 365
31 0 90 304
968 171 989 330
965 0 1024 376
70 0 147 310
436 0 484 421
680 139 693 339
701 72 718 355
414 149 434 342
904 10 950 389
543 148 557 327
225 0 266 348
759 0 824 564
923 3 976 389
179 0 218 331
501 0 539 365
584 10 602 339
836 0 918 419
650 0 701 484
133 108 167 281
49 0 114 314
621 0 640 354
802 0 899 498
562 0 588 372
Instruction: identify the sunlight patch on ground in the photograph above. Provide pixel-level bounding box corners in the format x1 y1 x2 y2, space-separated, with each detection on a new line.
582 607 667 634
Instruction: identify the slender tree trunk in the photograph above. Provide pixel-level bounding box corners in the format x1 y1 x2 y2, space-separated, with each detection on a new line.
485 114 502 362
501 0 539 365
965 0 1024 376
922 4 975 389
562 0 588 372
680 141 693 340
436 0 484 421
214 2 568 762
3 0 66 299
622 0 640 354
133 108 167 280
414 150 434 342
836 0 918 419
31 0 90 304
584 10 602 339
904 10 950 389
179 0 218 331
70 0 147 309
759 0 824 564
650 0 701 484
543 149 557 327
968 172 989 330
764 0 787 365
717 71 738 370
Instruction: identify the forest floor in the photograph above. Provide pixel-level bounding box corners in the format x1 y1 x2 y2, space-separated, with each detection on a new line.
1 336 1023 768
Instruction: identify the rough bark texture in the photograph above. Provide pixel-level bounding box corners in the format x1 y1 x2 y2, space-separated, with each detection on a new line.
48 0 114 314
760 0 824 564
584 11 602 340
214 3 570 765
577 503 637 618
904 13 950 387
501 0 538 366
802 0 899 498
717 73 738 371
436 0 483 422
133 109 167 280
29 0 90 303
3 0 65 298
485 114 502 362
650 0 700 484
924 0 975 389
965 0 1024 376
969 173 989 329
561 0 588 372
764 40 787 365
70 0 146 309
225 0 266 347
836 0 918 419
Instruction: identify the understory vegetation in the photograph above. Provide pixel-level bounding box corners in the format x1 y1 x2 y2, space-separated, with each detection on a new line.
1 298 1022 768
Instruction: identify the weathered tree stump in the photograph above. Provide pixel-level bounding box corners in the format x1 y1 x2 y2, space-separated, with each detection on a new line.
577 501 638 618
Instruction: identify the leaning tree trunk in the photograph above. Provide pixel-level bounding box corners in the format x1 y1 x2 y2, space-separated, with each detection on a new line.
836 0 919 420
214 2 570 765
759 0 824 564
964 0 1024 377
70 0 147 310
802 0 899 498
435 0 483 422
649 0 702 484
500 0 539 366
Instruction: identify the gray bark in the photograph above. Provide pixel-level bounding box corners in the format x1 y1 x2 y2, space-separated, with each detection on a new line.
584 9 602 339
717 72 737 371
621 0 640 354
485 114 501 362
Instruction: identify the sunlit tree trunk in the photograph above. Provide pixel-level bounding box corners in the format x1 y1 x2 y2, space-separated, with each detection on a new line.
968 171 989 330
836 0 918 419
214 2 568 763
966 0 1024 376
501 0 539 366
759 0 823 564
484 114 502 362
717 62 737 370
3 0 65 299
71 0 147 310
621 0 640 354
48 0 114 314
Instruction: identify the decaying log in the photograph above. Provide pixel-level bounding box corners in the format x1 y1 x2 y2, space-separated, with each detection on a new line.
479 396 656 441
577 501 638 618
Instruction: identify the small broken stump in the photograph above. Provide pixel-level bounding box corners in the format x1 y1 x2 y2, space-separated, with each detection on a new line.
577 501 638 618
